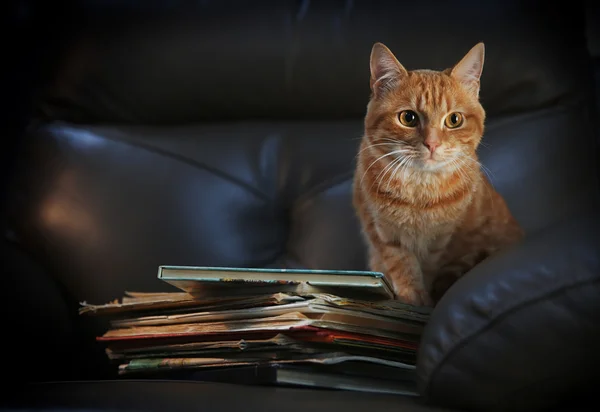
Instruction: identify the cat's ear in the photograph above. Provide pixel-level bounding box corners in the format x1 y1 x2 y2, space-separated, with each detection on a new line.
451 42 485 97
370 43 408 97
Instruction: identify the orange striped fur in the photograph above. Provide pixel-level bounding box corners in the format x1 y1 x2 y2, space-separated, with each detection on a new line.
353 42 524 306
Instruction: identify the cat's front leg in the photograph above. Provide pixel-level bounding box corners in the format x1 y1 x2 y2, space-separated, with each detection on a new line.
373 225 432 307
381 245 432 306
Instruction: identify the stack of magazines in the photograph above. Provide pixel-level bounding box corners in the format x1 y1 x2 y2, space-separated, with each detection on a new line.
80 266 432 396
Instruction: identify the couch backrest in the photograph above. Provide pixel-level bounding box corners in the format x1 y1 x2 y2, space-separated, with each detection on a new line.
35 0 594 123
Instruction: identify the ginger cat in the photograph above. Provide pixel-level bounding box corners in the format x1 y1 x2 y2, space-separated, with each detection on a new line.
353 42 524 306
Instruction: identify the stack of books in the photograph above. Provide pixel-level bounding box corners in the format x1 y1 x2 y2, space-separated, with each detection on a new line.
80 266 432 396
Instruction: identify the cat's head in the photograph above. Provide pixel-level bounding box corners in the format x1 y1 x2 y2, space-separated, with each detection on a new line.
364 42 486 173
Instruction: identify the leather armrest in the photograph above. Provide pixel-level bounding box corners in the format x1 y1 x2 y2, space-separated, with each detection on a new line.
416 213 600 412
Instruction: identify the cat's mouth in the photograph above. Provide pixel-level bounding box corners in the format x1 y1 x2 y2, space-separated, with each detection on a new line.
421 158 448 171
417 148 450 171
384 151 449 173
374 144 454 173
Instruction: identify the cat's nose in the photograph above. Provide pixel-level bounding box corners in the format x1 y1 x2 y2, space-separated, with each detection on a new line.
424 139 440 153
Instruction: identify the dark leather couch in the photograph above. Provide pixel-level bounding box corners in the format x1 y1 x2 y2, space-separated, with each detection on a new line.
2 1 599 411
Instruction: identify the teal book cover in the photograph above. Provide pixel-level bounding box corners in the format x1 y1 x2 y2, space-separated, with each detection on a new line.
157 266 394 300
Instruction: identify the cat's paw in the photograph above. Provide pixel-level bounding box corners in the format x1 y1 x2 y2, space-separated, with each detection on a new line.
394 286 433 307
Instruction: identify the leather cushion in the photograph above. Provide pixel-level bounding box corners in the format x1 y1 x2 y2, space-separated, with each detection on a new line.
35 0 592 123
416 213 600 412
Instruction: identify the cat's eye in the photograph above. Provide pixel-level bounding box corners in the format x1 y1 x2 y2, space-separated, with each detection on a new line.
444 112 464 128
398 110 419 127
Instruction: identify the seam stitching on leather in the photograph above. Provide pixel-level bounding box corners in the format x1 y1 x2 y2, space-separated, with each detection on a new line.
424 277 600 399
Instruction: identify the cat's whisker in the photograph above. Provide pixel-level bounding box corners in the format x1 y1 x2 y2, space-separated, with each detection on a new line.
450 158 473 187
378 151 418 193
374 155 405 192
384 138 409 145
384 156 408 193
455 154 496 184
402 156 417 182
385 154 415 192
355 142 397 158
453 156 495 213
479 164 496 184
359 149 406 187
451 155 472 172
453 155 480 185
363 144 419 190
